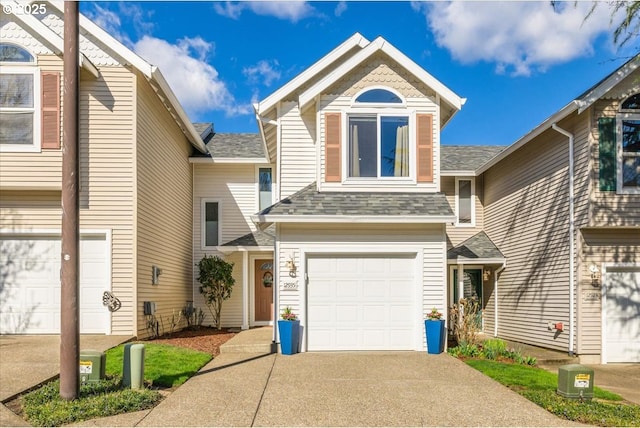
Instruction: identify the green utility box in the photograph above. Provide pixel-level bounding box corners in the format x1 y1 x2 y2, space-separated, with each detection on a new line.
79 350 106 384
557 364 594 400
123 343 145 390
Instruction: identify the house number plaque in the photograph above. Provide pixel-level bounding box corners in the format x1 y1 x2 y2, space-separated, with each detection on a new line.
281 281 298 290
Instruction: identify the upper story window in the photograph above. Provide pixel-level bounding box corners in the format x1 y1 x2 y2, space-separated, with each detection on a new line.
354 88 403 104
202 199 220 248
455 177 475 226
258 167 273 210
617 94 640 193
0 43 60 153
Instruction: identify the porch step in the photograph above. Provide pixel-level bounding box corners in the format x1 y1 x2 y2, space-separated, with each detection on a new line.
219 327 275 354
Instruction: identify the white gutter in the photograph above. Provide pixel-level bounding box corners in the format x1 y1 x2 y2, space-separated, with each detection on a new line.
551 123 575 357
493 262 506 337
251 215 457 224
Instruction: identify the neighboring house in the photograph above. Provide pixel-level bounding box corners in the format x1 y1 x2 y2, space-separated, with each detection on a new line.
0 3 208 338
196 33 638 363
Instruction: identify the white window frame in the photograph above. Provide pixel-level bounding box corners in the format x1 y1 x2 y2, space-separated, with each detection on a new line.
201 199 221 250
255 165 274 212
343 109 415 183
455 177 475 227
616 112 640 194
0 65 41 153
350 86 407 108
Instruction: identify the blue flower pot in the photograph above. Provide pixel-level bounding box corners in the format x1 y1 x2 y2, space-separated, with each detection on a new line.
278 320 300 355
425 319 445 354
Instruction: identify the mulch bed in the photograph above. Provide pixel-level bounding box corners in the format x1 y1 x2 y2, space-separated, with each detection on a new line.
145 327 236 356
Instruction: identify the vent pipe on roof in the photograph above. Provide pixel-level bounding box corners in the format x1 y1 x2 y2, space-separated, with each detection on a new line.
551 123 575 357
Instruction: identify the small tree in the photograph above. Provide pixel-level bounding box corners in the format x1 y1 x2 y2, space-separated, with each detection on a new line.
197 255 235 330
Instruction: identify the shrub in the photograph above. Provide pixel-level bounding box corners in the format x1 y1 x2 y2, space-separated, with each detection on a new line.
197 255 235 330
449 297 481 347
481 338 507 360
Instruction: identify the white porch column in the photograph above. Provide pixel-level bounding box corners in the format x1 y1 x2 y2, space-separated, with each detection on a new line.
242 251 249 330
457 264 464 304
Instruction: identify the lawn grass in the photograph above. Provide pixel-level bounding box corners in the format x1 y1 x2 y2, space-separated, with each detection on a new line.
105 342 212 388
20 343 212 426
465 359 640 426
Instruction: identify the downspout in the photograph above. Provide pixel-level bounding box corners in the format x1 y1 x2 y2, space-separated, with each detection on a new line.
493 262 506 337
551 123 575 357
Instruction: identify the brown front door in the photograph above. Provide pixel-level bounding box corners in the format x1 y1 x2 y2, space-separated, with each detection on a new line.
254 259 274 322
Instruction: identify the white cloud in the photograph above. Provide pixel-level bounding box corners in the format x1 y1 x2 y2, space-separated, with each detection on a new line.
415 1 616 76
214 1 315 22
85 4 132 47
243 60 281 86
334 1 348 17
134 36 251 117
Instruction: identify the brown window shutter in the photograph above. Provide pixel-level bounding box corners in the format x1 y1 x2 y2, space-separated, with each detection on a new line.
416 113 433 183
41 72 60 149
325 113 342 182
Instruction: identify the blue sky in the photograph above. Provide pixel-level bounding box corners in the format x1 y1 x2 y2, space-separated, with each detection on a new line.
81 1 639 146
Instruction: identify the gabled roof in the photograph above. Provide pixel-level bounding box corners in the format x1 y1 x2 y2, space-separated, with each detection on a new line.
252 183 455 224
256 33 370 116
477 53 640 175
297 36 465 121
205 133 266 160
220 225 275 249
441 145 506 175
447 231 505 264
41 0 207 154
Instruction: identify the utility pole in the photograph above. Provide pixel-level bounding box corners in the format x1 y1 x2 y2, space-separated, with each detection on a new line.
60 0 80 401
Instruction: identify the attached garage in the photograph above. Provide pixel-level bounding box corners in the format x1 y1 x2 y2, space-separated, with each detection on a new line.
0 233 111 335
603 265 640 363
306 254 418 351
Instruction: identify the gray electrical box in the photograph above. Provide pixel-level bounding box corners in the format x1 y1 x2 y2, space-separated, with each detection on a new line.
557 364 594 400
79 350 106 384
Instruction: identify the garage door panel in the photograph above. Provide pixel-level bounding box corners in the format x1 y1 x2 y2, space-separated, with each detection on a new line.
307 255 417 351
0 235 110 335
605 269 640 363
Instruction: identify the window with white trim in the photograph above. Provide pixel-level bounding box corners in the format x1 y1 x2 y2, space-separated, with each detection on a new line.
258 167 273 210
455 177 475 226
348 88 410 179
202 200 220 247
0 44 40 152
617 94 640 193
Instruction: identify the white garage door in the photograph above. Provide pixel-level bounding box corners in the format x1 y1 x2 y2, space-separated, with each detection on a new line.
0 234 110 334
307 255 417 351
604 266 640 363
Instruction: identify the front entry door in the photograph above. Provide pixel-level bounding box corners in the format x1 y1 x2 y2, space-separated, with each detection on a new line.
254 259 274 322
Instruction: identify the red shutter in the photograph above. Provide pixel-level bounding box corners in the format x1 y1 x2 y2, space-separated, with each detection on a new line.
325 113 342 182
416 113 433 183
41 72 60 149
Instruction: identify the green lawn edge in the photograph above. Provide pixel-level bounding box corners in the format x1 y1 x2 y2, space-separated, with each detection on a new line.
464 359 640 427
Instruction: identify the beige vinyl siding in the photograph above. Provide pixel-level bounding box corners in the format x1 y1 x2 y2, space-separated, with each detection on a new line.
0 55 63 189
135 75 194 338
279 102 317 198
484 122 584 351
443 175 486 247
589 98 640 226
0 190 62 229
278 223 447 348
577 229 640 359
192 163 260 329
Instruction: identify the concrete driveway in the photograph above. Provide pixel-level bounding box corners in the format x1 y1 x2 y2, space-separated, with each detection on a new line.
137 352 580 427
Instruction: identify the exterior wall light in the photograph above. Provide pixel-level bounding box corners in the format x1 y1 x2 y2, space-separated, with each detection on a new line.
589 264 601 288
483 268 492 281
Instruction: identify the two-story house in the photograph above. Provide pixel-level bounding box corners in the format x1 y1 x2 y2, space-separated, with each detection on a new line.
0 2 208 337
194 34 638 362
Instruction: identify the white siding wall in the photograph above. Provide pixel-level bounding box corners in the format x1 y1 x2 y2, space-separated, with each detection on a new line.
279 102 317 199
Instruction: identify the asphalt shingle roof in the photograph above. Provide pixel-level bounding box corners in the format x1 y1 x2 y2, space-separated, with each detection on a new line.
220 225 275 247
441 145 506 172
257 183 454 218
206 133 265 159
447 231 504 260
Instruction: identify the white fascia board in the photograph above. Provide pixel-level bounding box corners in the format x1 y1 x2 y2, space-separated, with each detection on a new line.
189 157 269 164
299 36 464 112
257 32 369 115
254 104 271 163
251 215 457 224
216 246 274 253
150 68 207 153
6 1 99 77
440 170 476 177
447 257 507 265
476 101 579 175
576 54 640 114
